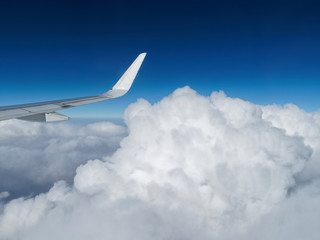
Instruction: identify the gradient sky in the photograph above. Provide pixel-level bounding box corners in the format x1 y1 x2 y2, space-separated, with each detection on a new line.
0 0 320 117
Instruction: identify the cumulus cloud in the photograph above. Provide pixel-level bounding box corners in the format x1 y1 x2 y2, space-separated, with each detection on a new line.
0 87 320 239
262 104 320 183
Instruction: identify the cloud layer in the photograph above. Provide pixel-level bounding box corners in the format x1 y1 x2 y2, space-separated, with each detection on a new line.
0 120 126 198
0 87 320 239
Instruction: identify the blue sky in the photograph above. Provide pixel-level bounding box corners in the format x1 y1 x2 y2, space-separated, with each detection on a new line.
0 0 320 117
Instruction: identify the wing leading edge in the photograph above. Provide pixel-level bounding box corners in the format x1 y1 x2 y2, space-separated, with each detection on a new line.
0 53 147 122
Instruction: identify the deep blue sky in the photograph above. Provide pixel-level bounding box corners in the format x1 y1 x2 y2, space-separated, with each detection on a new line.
0 0 320 117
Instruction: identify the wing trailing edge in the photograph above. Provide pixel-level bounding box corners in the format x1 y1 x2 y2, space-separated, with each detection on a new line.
17 112 69 122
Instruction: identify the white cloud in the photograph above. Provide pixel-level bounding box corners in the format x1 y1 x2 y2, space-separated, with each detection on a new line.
262 104 320 183
0 87 319 239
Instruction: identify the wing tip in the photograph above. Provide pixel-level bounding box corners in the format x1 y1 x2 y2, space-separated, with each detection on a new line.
101 52 147 98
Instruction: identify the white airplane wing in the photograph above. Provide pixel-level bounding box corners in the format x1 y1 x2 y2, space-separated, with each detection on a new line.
0 53 146 122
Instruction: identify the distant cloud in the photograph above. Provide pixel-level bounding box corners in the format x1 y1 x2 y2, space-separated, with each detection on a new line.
0 120 127 198
0 192 9 200
0 87 319 239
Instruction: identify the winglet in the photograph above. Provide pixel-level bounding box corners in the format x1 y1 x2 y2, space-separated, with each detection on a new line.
101 53 147 98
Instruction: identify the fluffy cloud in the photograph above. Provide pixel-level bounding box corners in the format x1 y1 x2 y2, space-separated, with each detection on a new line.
0 87 319 239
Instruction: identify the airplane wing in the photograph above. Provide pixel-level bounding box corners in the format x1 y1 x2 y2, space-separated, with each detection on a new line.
0 53 146 122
